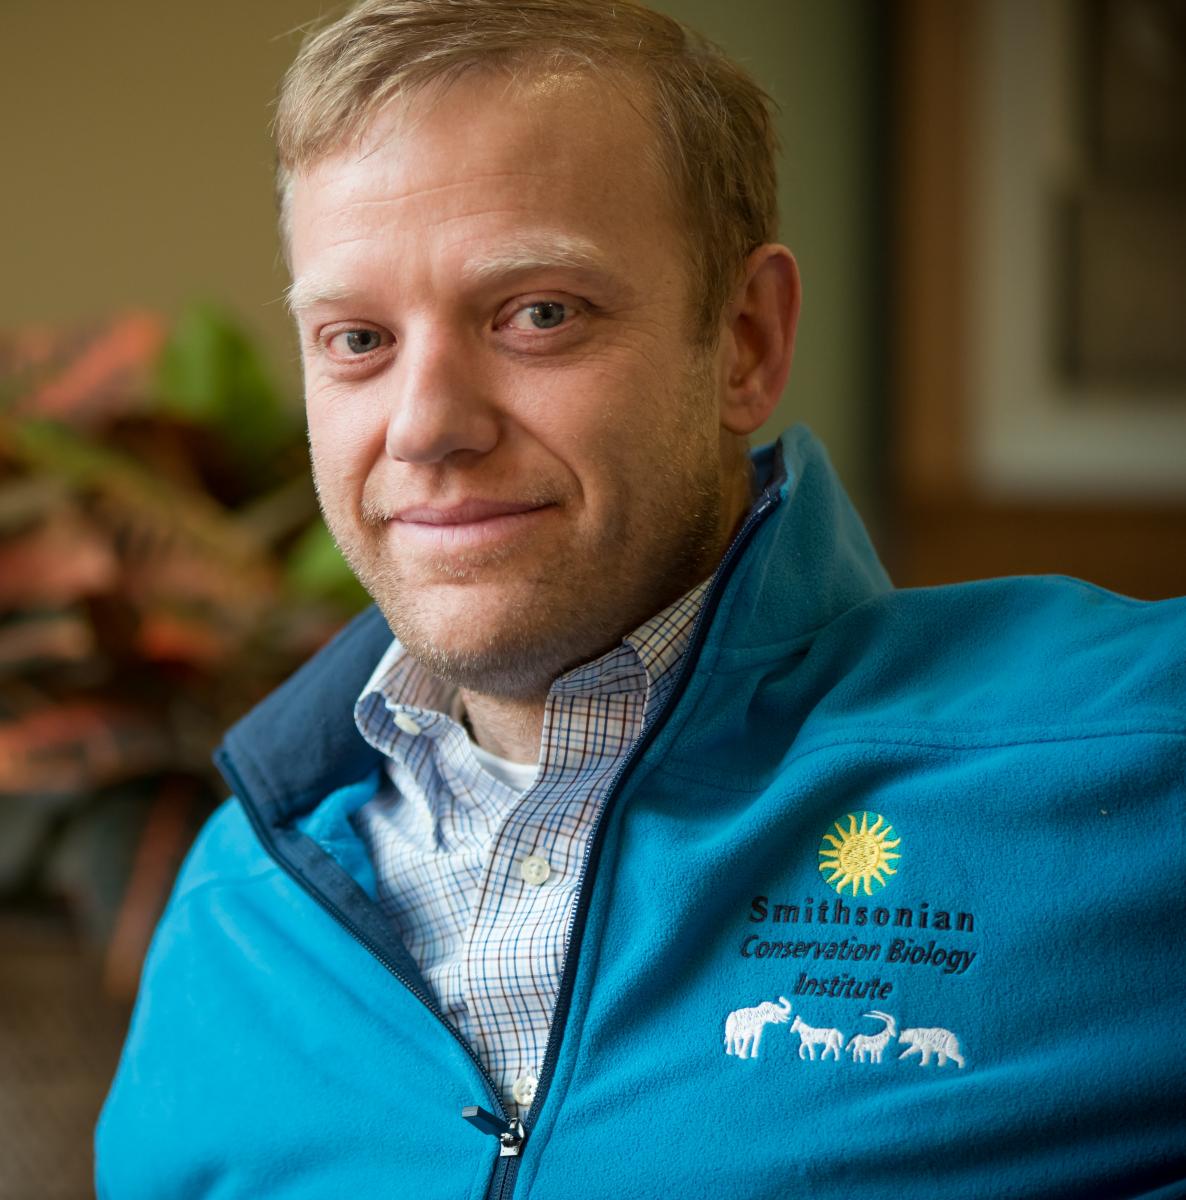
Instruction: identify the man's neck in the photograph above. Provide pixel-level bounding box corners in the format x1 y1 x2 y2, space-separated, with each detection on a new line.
458 690 546 764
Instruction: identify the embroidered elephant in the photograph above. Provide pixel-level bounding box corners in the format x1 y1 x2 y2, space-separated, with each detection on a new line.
723 996 792 1059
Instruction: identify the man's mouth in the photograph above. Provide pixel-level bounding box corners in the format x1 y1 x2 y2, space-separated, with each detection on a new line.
394 500 548 525
389 499 557 551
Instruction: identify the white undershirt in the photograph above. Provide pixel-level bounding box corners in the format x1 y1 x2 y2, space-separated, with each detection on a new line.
469 741 539 793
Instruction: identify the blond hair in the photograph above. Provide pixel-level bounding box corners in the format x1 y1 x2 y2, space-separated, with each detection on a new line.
273 0 779 342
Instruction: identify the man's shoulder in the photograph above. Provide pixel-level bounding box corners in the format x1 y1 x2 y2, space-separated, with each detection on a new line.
872 572 1186 647
806 574 1186 738
165 798 280 904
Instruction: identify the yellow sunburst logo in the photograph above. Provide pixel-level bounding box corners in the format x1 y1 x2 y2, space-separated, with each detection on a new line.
818 811 901 896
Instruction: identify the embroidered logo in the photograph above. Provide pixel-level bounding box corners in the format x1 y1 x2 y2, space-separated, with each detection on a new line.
789 1014 843 1061
723 995 792 1059
818 811 901 896
898 1024 965 1068
845 1010 896 1063
722 1002 968 1069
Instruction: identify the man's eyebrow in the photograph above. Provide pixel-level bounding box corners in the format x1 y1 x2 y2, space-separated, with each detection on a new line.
460 235 612 285
284 276 360 316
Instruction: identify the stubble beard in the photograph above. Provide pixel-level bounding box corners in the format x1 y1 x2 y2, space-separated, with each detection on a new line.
320 461 723 702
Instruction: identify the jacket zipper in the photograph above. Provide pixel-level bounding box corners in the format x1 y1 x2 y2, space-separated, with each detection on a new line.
225 476 782 1200
220 756 519 1143
487 483 781 1200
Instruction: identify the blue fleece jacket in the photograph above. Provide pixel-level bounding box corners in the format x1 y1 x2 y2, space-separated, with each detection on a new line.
97 427 1186 1199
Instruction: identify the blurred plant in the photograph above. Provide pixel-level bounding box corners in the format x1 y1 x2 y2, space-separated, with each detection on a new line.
0 305 367 997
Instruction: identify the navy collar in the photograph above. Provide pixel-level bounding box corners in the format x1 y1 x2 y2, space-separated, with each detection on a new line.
215 605 392 830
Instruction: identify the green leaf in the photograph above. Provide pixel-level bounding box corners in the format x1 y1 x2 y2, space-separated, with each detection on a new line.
155 302 296 455
285 521 370 612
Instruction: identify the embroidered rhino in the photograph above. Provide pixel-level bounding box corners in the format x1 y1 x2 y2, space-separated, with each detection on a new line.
898 1024 965 1068
724 996 792 1059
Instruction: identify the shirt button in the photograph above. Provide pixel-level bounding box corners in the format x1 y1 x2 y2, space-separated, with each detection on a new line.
393 712 423 736
511 1074 538 1107
520 855 551 886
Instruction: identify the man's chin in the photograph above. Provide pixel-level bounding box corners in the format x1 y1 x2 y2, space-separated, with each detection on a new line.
390 627 573 701
368 588 571 700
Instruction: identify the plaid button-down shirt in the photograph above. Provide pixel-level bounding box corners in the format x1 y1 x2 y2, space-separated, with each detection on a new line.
353 580 709 1116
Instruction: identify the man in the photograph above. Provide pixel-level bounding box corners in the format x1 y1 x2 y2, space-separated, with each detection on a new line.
97 2 1186 1197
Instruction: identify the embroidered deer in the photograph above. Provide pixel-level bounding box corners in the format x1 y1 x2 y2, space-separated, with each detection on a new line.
789 1014 843 1061
723 996 792 1059
898 1025 965 1068
845 1010 897 1063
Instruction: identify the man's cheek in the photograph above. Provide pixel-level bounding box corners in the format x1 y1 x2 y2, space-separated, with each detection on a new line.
309 412 381 480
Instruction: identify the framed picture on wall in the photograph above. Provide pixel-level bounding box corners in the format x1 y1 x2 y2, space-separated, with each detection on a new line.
890 0 1186 598
969 0 1186 500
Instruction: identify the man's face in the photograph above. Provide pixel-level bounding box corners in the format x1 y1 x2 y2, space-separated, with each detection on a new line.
289 70 740 699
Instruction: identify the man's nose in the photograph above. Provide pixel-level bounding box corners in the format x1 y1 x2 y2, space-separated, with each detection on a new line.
384 330 500 464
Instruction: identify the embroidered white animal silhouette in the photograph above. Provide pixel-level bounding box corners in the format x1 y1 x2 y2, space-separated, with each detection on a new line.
898 1025 965 1068
723 996 792 1059
845 1010 897 1063
789 1014 843 1061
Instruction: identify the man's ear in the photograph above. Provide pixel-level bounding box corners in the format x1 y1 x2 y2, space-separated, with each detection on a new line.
717 245 800 436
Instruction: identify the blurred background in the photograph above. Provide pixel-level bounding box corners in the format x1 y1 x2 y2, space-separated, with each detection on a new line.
1 0 1183 1195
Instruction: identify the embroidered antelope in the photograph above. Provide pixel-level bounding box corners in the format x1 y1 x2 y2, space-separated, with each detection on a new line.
898 1025 965 1068
789 1014 843 1061
723 996 792 1059
845 1010 897 1063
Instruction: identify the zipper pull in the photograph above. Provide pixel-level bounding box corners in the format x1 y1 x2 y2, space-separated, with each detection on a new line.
461 1105 527 1157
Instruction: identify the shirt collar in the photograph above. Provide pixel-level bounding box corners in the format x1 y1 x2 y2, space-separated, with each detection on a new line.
355 576 712 750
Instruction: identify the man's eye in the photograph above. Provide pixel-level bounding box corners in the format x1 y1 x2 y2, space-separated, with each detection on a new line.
528 301 567 329
509 301 570 331
328 329 385 355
